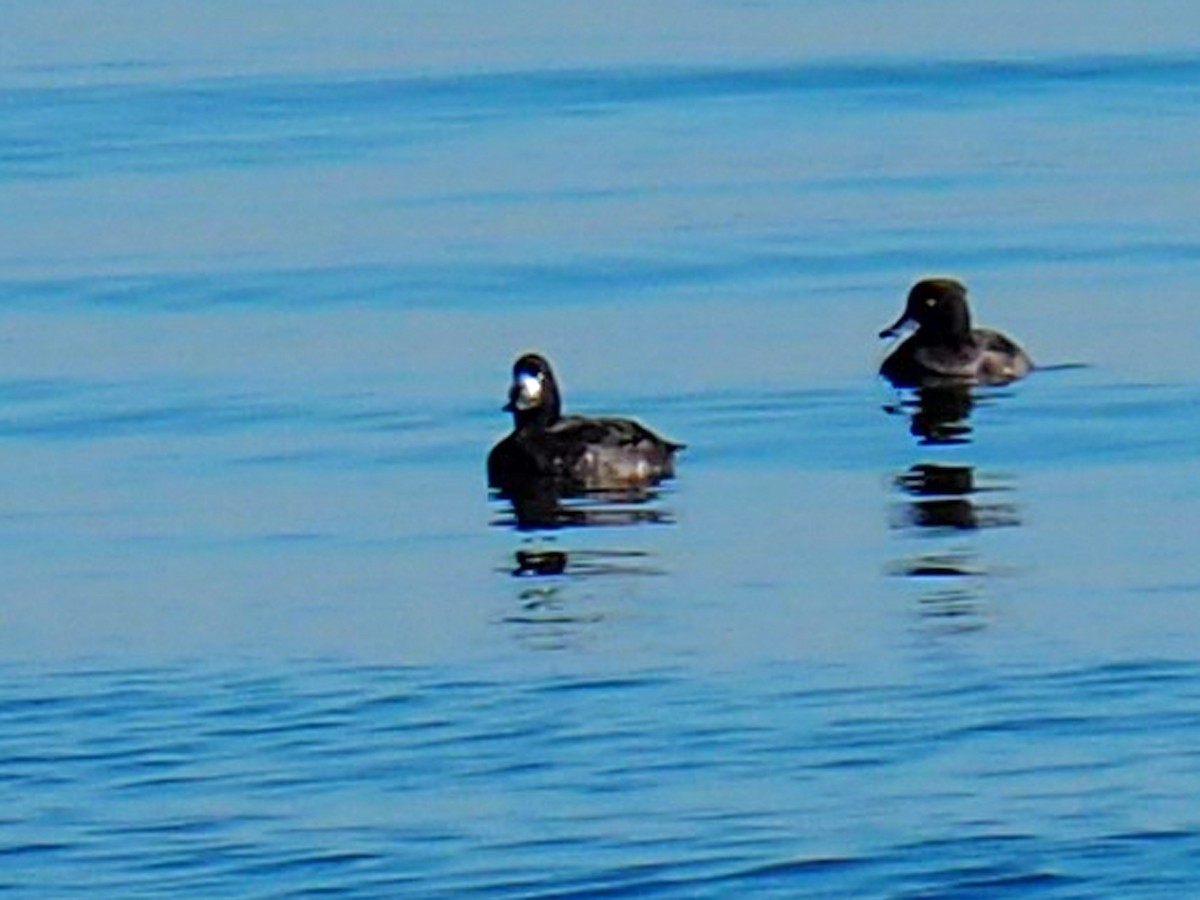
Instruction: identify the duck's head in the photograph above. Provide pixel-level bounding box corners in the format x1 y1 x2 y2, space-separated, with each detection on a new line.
880 278 973 344
504 352 562 427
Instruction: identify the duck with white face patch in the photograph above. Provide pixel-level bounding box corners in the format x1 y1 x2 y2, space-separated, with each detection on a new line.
487 353 684 493
508 370 545 413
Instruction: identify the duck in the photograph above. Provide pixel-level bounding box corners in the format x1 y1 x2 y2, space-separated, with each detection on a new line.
879 278 1033 387
487 353 683 492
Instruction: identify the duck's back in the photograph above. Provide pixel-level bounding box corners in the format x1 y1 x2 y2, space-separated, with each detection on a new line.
973 329 1033 384
489 415 681 490
883 328 1032 387
554 415 681 486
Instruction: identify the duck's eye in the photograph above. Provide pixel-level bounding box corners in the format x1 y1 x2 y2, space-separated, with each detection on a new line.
925 297 937 308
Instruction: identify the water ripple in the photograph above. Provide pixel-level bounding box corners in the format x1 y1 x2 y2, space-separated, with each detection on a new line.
8 53 1200 180
1 659 1199 894
9 228 1200 312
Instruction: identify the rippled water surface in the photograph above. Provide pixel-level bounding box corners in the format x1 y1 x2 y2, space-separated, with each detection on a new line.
6 2 1200 895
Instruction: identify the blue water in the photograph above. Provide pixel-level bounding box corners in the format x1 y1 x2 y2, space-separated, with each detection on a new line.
6 2 1200 895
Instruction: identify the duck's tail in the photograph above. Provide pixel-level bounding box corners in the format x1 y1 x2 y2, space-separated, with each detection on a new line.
1033 362 1090 373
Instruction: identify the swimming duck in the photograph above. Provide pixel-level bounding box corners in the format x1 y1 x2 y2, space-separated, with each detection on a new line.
487 353 683 491
879 278 1033 387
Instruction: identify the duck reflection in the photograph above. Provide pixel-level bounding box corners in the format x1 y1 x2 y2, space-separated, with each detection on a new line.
918 584 991 633
494 479 673 580
879 346 1029 629
887 462 1020 631
884 384 976 445
500 544 667 651
491 477 673 649
508 546 665 580
502 581 603 651
891 463 1020 531
513 547 569 577
492 479 675 532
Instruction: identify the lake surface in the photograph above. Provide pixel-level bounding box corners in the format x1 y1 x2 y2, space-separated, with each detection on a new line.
6 2 1200 895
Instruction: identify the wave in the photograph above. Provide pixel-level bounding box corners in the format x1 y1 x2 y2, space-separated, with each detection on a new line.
6 52 1200 179
1 658 1198 894
9 233 1200 311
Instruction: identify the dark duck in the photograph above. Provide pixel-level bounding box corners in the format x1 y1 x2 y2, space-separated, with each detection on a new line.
487 353 683 492
879 278 1033 388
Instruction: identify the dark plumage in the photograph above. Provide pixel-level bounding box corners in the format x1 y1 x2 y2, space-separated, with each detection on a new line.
879 279 1033 387
487 353 683 492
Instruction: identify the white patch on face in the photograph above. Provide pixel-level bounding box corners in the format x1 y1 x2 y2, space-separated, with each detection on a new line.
512 372 544 410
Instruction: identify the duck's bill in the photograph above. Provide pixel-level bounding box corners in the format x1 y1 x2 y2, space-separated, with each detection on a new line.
879 315 914 339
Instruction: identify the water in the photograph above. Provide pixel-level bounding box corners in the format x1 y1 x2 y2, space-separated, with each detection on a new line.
5 1 1200 894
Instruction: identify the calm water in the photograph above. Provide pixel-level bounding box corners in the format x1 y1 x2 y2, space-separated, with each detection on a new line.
6 2 1200 895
